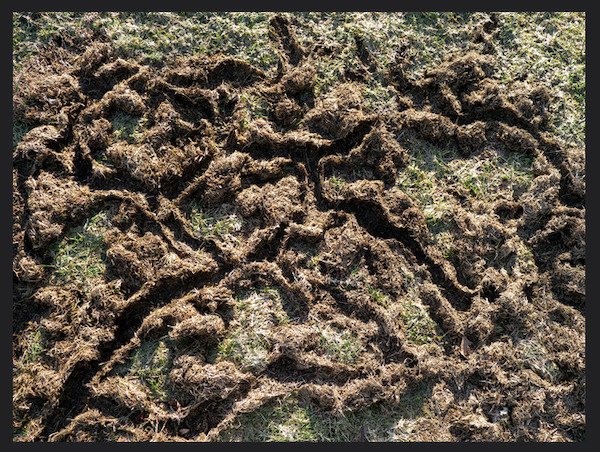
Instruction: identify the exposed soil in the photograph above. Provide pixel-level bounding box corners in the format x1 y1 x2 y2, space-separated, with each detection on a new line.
13 16 584 442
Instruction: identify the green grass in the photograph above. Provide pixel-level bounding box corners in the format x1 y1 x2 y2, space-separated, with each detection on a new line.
397 135 535 233
493 12 585 146
123 337 173 401
239 91 270 122
396 138 456 228
397 297 442 346
217 288 289 372
219 382 432 441
306 252 321 270
50 212 109 288
366 284 389 308
20 329 45 365
111 111 144 144
450 154 534 200
431 231 457 261
317 327 364 365
189 204 243 241
13 12 278 72
327 176 347 194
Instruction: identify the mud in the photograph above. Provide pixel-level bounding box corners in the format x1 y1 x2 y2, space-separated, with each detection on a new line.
13 16 584 442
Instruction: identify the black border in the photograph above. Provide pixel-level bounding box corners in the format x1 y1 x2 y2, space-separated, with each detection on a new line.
4 2 593 450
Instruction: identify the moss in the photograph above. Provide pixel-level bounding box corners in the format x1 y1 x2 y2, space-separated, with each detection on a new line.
13 121 32 149
328 176 347 194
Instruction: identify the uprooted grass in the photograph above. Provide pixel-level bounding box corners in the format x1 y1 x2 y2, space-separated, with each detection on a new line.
11 11 585 443
13 12 584 147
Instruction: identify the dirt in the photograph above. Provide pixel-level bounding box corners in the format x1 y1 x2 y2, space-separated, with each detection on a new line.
13 15 584 442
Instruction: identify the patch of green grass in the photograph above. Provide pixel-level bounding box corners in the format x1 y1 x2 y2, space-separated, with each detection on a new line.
397 164 435 205
397 161 453 228
13 13 279 72
494 12 585 146
110 12 279 70
398 135 534 217
50 212 109 288
317 327 363 365
111 111 144 144
363 81 398 114
396 138 456 224
451 153 534 200
366 284 389 308
217 288 288 372
398 298 442 346
21 329 45 365
189 204 243 241
328 176 347 194
313 56 346 99
219 382 433 441
125 337 173 401
264 399 319 442
13 12 87 70
239 91 270 121
219 397 319 442
306 252 321 270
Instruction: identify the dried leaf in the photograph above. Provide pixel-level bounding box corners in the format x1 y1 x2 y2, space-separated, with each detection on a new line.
460 336 472 358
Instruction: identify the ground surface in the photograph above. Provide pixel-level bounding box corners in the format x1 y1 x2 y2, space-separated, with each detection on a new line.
13 12 585 442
